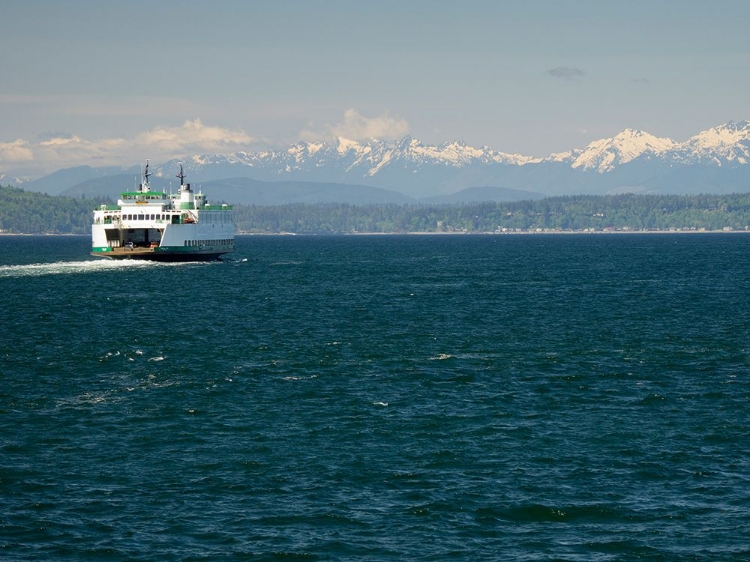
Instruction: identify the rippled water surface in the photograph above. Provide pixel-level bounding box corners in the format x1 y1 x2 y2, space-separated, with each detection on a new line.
2 234 749 560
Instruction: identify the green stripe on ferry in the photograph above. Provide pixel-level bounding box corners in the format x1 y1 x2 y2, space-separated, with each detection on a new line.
155 246 220 252
119 192 168 197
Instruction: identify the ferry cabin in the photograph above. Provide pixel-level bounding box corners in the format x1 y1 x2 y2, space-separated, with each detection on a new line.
91 182 235 259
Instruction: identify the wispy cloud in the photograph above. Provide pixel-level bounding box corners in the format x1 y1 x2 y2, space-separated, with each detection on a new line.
133 119 254 152
0 139 35 163
546 67 586 81
300 109 410 142
0 120 255 177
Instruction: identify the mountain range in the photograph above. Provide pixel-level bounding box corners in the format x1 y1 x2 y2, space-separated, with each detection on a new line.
13 121 750 204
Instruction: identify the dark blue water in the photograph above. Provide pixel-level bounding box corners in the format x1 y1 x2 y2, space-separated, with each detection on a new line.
1 234 749 560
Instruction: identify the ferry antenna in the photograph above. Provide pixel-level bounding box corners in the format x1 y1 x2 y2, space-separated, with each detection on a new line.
177 163 186 186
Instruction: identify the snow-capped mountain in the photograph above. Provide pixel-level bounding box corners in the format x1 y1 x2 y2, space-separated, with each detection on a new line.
547 129 678 172
19 121 750 200
153 136 535 186
0 173 31 186
676 121 750 166
150 121 750 197
547 121 750 173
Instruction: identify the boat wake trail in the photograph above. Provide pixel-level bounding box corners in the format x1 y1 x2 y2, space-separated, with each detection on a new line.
0 259 188 278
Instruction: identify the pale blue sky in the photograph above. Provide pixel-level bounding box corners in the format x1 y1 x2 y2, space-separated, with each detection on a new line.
2 0 749 177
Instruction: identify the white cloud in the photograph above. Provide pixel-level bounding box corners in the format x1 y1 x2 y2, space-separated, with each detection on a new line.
300 109 410 142
39 135 85 147
134 119 254 153
0 120 255 178
0 139 34 163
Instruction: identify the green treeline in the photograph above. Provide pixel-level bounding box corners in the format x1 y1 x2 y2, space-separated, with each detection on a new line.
0 185 108 234
3 184 750 234
234 193 750 233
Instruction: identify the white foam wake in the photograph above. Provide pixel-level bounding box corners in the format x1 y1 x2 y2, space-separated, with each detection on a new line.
0 259 191 278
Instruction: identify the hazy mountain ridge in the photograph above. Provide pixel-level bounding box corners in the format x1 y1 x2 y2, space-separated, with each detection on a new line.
59 176 418 206
14 120 750 203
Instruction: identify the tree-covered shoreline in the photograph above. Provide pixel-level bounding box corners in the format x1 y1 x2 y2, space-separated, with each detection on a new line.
2 184 750 235
0 185 111 234
233 193 750 234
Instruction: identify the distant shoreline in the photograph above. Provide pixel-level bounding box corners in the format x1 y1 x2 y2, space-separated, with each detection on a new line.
2 229 749 237
0 232 89 236
239 229 750 236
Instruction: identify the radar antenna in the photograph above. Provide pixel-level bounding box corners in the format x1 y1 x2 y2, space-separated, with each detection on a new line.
177 163 188 190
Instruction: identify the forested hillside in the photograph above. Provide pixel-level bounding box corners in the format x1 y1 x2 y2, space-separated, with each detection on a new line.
234 193 750 233
0 186 108 234
2 185 750 235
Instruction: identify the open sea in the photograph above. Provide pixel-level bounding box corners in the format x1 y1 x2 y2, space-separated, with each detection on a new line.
1 233 749 561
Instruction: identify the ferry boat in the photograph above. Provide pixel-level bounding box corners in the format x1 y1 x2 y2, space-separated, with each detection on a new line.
91 161 235 260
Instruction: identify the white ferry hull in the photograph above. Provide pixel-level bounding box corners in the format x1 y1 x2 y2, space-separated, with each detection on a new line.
91 162 236 261
91 222 235 261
